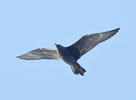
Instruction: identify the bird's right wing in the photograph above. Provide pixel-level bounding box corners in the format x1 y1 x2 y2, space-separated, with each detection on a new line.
17 48 60 60
67 28 120 60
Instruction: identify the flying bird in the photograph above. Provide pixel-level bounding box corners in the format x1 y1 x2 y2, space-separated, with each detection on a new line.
17 28 120 76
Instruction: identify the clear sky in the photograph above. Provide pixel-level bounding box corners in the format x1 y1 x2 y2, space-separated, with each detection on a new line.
0 0 136 100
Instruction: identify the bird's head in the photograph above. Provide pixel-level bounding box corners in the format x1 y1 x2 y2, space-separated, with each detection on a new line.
55 43 59 46
55 43 64 56
55 43 63 49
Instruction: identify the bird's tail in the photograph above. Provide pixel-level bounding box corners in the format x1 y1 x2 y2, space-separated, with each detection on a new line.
71 63 86 76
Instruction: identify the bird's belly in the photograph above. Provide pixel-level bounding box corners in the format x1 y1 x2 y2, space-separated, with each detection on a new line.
61 53 76 65
58 47 77 64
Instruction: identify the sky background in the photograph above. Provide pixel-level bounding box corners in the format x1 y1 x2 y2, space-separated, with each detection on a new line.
0 0 136 100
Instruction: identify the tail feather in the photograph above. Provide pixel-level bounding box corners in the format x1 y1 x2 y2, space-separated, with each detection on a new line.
70 63 86 76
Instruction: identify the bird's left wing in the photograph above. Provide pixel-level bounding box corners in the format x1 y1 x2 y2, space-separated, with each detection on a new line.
17 48 60 60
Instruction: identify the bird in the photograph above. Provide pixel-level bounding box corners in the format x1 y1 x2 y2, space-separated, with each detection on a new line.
17 28 120 76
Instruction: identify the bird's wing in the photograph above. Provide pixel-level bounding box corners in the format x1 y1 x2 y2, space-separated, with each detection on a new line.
17 48 60 60
67 28 120 60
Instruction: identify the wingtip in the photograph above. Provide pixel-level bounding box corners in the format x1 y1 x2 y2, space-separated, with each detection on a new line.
16 56 19 58
16 54 29 60
16 55 24 60
110 28 120 33
116 28 120 30
16 55 20 58
114 28 120 31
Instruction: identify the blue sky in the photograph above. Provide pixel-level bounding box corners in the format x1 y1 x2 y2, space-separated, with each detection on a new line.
0 0 136 100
